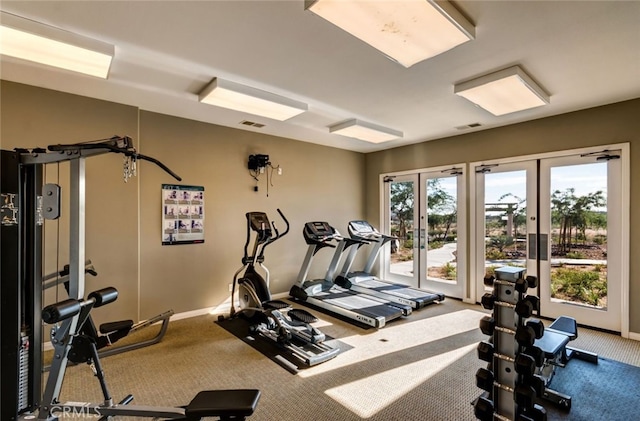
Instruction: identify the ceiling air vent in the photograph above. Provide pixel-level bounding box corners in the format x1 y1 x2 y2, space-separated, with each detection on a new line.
455 122 482 130
240 120 265 128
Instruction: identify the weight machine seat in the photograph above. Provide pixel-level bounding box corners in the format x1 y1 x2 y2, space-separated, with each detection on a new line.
534 316 577 359
99 320 133 334
535 330 571 360
547 315 578 340
185 389 261 420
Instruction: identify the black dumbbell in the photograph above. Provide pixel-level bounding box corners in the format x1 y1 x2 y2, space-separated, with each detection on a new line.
514 278 529 293
481 293 496 310
476 367 495 392
526 295 540 311
473 396 494 421
519 404 548 421
476 342 536 377
482 293 520 312
477 341 494 362
479 316 536 347
484 274 496 287
514 275 539 293
526 276 538 289
522 345 545 367
514 325 536 347
514 383 537 410
527 374 546 398
477 368 537 411
515 353 536 377
515 296 540 318
526 319 545 340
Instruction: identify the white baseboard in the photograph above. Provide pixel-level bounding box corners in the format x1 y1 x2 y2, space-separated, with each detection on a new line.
628 331 640 341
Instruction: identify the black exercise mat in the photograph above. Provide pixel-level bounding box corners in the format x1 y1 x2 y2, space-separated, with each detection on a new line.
545 357 640 420
216 316 348 374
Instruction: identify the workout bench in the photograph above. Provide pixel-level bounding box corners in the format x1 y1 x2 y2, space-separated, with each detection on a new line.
531 316 598 410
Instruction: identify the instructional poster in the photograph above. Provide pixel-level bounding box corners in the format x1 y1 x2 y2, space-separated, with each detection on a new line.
162 184 205 245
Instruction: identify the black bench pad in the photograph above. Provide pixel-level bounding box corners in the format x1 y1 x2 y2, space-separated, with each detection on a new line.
100 320 133 334
535 330 571 359
548 315 578 340
185 389 260 418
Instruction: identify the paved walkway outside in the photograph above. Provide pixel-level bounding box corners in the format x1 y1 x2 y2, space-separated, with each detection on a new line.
390 243 606 276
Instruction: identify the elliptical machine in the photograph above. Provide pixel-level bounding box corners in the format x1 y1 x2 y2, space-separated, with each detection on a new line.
219 209 339 369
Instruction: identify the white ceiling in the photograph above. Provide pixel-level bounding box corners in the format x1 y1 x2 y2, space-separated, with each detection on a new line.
1 1 639 153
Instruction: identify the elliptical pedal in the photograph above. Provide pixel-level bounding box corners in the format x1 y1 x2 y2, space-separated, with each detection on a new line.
288 308 318 324
263 300 290 310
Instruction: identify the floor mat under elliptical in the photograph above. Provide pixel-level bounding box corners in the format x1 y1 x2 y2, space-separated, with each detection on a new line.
216 315 348 374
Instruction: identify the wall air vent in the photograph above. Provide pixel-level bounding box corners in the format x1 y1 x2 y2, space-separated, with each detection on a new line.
240 120 265 128
455 122 482 130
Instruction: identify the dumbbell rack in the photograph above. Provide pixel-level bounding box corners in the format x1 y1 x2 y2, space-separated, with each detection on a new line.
474 266 547 421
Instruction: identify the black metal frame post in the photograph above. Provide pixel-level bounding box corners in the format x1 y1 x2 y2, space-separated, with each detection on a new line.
1 149 43 420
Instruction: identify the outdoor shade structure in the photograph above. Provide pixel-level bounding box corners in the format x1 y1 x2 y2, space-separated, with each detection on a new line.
454 66 550 116
198 77 308 121
305 0 475 67
0 11 114 78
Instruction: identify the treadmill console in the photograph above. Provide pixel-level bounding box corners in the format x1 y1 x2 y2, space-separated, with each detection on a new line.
348 220 380 240
348 220 397 243
303 221 337 244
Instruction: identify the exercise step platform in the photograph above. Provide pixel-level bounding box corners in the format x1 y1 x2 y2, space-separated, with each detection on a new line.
185 389 261 420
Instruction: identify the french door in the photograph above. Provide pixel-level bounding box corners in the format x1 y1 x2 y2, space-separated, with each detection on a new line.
473 146 627 332
381 165 466 299
473 161 538 302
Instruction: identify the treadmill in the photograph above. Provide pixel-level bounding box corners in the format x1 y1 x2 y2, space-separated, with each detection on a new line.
334 220 445 309
289 221 411 328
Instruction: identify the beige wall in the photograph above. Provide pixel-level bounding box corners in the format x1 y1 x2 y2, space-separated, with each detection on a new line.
1 81 365 325
1 81 140 326
137 111 366 318
364 98 640 333
3 79 638 334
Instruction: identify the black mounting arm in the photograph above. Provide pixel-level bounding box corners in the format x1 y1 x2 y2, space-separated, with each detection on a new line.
47 136 182 181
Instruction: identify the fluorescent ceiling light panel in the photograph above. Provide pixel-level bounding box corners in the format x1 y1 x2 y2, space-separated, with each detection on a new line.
454 66 550 116
199 78 308 121
329 119 403 143
305 0 474 68
0 11 114 78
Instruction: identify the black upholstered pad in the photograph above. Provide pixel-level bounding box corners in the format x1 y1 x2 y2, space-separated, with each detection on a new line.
185 389 261 418
535 330 571 359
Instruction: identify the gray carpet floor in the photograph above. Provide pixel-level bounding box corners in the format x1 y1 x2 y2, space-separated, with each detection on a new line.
48 298 640 420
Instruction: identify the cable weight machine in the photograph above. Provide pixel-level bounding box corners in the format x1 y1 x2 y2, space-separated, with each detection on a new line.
1 136 260 420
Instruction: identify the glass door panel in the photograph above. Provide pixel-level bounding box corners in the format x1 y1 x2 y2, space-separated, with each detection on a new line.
385 175 419 288
420 169 465 297
382 166 466 298
474 161 537 301
539 153 622 331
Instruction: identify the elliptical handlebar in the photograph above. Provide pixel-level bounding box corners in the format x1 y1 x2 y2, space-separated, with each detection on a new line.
259 208 289 258
275 208 290 238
